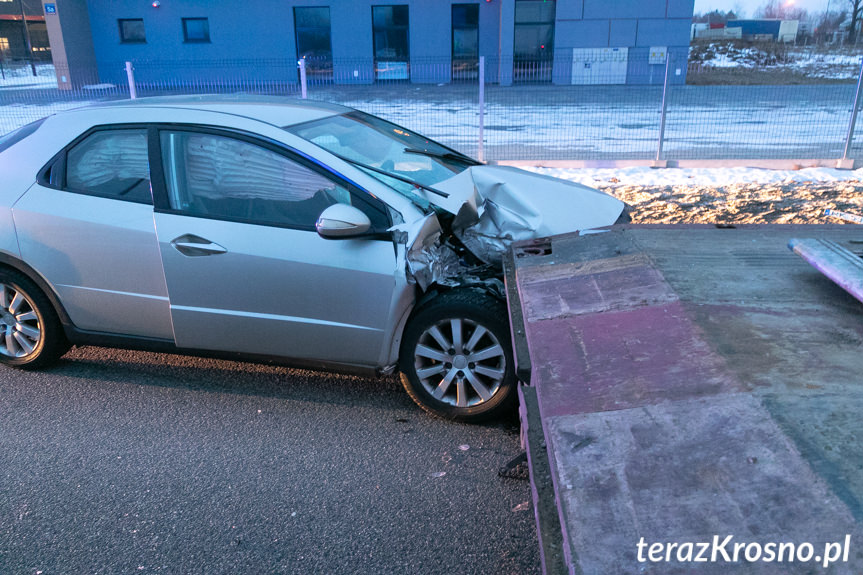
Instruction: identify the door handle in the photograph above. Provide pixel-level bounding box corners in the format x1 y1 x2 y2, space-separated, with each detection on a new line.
170 235 228 257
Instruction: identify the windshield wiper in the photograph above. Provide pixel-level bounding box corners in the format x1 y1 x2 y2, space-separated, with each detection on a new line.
329 152 450 199
403 148 481 166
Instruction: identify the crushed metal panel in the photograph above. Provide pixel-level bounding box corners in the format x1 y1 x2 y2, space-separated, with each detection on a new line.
432 166 624 265
395 214 459 291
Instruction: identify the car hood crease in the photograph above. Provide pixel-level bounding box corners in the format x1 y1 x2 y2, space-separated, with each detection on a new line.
424 165 625 265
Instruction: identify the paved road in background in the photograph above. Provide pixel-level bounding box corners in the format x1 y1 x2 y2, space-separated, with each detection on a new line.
0 347 538 574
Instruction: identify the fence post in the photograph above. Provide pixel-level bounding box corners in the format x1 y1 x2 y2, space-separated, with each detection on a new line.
839 57 863 169
298 58 308 99
654 52 671 168
125 61 137 99
478 56 485 163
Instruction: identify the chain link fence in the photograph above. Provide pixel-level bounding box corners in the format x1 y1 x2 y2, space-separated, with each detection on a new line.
2 53 863 163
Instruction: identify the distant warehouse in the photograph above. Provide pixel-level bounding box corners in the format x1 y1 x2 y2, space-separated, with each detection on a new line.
724 19 799 43
42 0 694 88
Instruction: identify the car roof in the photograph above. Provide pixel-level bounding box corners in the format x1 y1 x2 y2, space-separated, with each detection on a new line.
66 95 351 128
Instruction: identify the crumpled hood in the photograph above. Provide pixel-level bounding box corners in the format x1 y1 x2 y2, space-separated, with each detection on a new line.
396 166 626 291
427 165 625 264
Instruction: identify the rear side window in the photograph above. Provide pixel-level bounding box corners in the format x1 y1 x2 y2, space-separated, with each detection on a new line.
65 129 152 204
0 118 46 154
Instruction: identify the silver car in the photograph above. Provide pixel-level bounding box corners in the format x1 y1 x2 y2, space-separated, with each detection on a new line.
0 96 625 421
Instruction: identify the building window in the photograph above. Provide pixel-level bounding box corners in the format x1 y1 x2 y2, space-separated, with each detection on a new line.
372 5 409 80
182 17 210 43
514 0 555 60
294 7 332 76
452 4 479 79
118 19 146 44
513 0 555 82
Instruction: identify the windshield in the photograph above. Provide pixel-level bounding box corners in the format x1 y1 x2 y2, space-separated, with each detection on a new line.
286 111 477 205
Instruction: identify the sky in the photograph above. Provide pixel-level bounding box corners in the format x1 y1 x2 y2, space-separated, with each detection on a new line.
693 0 842 17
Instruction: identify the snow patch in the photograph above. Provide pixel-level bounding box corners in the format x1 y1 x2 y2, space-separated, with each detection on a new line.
524 166 863 188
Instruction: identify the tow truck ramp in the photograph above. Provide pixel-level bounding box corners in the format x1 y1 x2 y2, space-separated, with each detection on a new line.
506 225 863 574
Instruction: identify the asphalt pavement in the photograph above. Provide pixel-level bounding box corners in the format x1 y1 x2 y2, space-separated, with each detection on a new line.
0 346 538 575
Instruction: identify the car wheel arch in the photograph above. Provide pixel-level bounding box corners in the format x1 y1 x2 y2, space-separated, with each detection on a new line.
397 286 517 421
383 285 461 373
0 252 74 329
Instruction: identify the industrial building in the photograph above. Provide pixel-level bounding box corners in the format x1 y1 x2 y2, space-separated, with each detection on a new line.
692 19 799 43
40 0 693 86
725 19 799 43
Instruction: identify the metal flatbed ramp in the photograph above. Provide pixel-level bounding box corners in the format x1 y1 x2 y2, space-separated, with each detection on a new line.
506 225 863 574
790 238 863 304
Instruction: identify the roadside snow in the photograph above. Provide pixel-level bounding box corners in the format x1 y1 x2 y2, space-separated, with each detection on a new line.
0 64 58 89
520 166 863 225
525 166 863 187
0 101 99 135
788 51 863 80
690 43 863 80
606 181 863 225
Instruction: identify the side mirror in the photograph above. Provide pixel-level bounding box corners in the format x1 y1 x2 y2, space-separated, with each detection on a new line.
316 204 372 239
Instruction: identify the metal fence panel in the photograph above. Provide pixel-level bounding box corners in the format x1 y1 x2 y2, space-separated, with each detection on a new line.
664 84 857 160
2 56 863 163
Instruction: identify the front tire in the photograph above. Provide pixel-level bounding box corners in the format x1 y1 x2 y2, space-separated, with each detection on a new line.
0 269 68 369
399 290 517 422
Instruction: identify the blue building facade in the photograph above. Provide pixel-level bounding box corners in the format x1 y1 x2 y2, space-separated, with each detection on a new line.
42 0 693 85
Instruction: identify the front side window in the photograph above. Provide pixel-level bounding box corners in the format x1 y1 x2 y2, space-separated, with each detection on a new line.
65 129 151 203
160 131 363 229
118 18 146 43
182 18 210 43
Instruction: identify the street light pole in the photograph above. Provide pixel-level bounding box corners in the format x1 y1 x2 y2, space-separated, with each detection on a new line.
18 0 36 76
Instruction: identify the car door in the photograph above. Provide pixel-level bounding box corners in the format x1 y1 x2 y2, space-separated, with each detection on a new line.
13 126 174 340
152 128 399 366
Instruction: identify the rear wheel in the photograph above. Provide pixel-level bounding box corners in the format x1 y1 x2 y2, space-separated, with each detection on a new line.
399 290 517 422
0 269 68 369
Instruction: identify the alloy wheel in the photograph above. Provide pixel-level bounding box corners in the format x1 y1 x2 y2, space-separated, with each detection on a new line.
0 283 42 359
413 318 507 408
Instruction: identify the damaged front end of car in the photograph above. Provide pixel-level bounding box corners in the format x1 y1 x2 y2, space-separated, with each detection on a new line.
392 213 504 298
395 165 626 295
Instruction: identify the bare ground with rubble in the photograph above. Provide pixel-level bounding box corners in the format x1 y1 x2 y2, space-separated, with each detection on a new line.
602 182 863 224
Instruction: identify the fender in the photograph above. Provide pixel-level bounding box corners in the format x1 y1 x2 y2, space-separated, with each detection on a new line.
0 251 73 327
